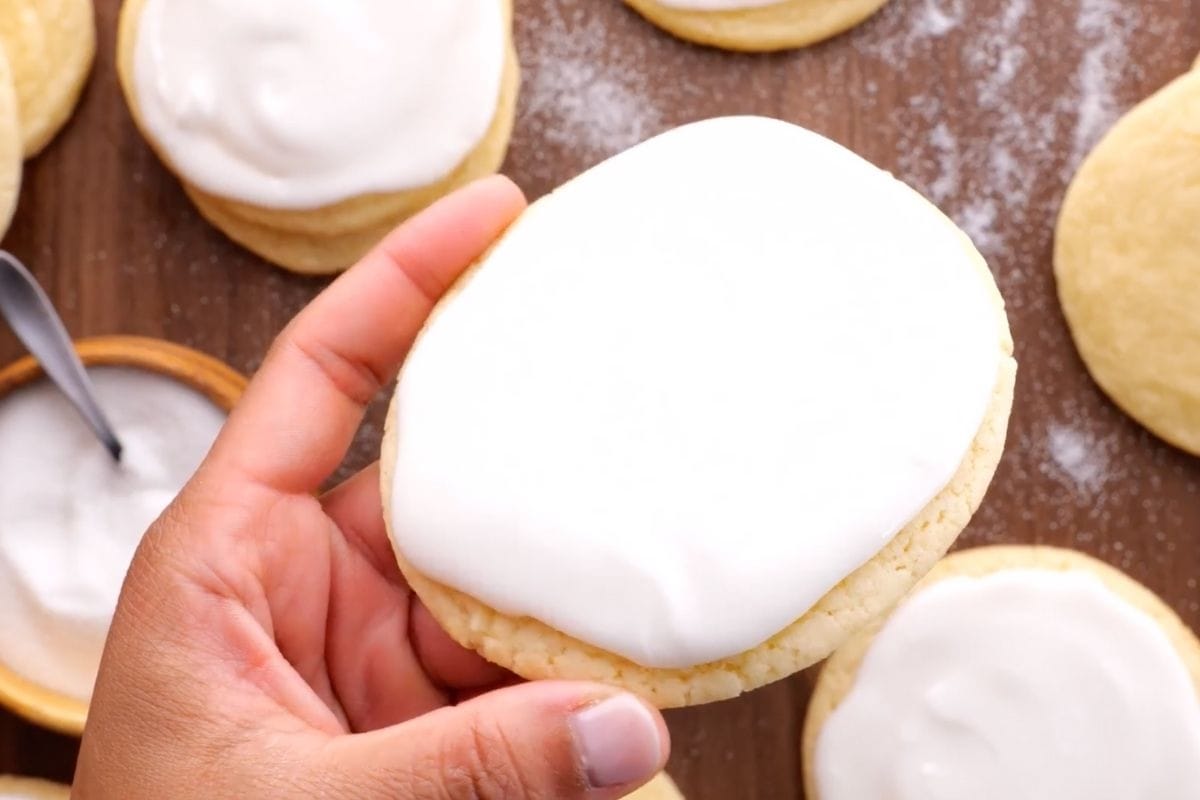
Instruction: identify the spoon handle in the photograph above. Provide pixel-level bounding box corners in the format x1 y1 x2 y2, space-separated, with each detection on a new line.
0 251 124 462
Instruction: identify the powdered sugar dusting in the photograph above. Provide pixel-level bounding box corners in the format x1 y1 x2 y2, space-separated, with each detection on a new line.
846 0 1157 308
513 3 668 187
524 56 663 156
956 199 1000 254
1070 0 1140 167
858 0 963 61
1044 422 1115 495
839 0 1197 565
513 0 1151 279
864 0 1037 280
926 121 960 203
915 0 964 38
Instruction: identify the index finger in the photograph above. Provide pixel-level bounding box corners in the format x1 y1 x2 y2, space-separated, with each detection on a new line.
210 176 527 493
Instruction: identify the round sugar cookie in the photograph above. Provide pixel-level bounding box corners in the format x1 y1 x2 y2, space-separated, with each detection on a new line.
1055 69 1200 454
625 774 685 799
624 0 891 52
0 45 22 238
0 776 70 800
381 118 1017 708
116 0 519 275
0 0 95 157
801 545 1200 800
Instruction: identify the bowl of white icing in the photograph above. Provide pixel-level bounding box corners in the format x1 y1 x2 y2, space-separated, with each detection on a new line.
0 336 245 735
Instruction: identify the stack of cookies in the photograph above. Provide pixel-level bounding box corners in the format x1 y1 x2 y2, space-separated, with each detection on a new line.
115 0 520 275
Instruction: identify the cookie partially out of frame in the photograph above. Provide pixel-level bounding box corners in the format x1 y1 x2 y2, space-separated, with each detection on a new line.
800 545 1200 799
0 45 21 237
0 0 95 156
1055 68 1200 454
624 0 891 52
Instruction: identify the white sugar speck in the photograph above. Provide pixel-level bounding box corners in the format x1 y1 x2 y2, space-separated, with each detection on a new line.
955 199 1000 254
516 3 667 176
523 56 663 157
1045 424 1111 494
915 0 963 38
926 122 960 203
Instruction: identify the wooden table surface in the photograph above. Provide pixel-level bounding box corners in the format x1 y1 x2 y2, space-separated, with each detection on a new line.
2 0 1199 796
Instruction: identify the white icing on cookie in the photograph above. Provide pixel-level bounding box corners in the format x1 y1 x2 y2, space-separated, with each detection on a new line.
816 569 1200 799
388 116 1001 669
131 0 506 209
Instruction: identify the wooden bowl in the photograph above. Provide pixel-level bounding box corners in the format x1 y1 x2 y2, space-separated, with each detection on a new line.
0 336 247 736
0 775 72 799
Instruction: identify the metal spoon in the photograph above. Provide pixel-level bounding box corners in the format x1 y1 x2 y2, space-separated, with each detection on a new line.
0 251 124 462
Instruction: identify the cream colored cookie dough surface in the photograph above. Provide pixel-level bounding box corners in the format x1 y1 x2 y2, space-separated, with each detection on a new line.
0 776 70 800
802 546 1200 800
624 0 891 52
624 773 684 799
382 118 1016 707
0 0 94 156
0 46 21 238
0 0 48 150
1055 70 1200 455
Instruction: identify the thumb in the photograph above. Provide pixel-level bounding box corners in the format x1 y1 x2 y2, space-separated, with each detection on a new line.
313 681 670 799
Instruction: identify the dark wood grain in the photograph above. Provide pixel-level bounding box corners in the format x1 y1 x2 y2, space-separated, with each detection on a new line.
2 0 1199 796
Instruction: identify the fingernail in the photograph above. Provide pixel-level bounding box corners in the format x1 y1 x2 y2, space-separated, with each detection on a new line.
570 694 663 789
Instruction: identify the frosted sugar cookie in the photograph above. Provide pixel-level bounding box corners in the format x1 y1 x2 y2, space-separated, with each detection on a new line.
1056 69 1200 454
624 0 891 52
0 0 95 156
0 46 20 238
0 776 70 800
626 774 684 799
117 0 518 275
803 546 1200 800
382 116 1016 708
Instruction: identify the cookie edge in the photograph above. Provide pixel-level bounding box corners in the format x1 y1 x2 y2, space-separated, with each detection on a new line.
623 0 891 52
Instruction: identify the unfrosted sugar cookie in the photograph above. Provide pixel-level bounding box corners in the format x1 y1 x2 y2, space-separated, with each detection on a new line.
1055 69 1200 454
625 773 684 799
117 0 518 275
802 546 1200 800
0 45 21 237
0 776 70 800
381 116 1016 708
624 0 891 52
0 0 95 156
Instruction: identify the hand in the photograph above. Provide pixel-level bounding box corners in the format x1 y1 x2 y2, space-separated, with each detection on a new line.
74 177 670 799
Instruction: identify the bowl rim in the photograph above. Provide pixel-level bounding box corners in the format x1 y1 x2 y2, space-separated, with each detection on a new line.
0 335 247 737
